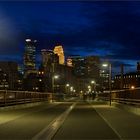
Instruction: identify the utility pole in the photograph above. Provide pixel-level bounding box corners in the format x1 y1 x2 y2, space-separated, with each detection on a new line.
52 63 54 94
109 63 112 106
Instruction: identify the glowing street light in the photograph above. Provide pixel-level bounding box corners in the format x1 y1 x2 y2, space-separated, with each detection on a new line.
91 80 95 84
54 75 59 79
70 86 73 91
88 85 91 89
52 75 59 94
91 80 96 94
65 83 70 94
131 85 135 89
66 83 70 87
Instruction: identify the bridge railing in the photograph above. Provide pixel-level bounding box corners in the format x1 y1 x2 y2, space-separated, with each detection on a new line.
112 98 140 106
0 90 53 106
97 87 140 106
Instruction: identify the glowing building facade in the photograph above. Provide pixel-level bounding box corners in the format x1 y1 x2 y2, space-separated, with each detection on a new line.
24 39 37 76
54 45 65 65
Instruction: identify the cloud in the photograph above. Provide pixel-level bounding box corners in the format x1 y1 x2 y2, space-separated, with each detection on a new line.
0 1 140 73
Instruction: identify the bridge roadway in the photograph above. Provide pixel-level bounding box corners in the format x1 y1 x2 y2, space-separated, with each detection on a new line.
0 100 139 139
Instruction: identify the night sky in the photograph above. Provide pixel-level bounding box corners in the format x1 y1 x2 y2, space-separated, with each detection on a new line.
0 1 140 74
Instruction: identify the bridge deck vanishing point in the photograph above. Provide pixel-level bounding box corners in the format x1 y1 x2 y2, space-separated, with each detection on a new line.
0 100 140 140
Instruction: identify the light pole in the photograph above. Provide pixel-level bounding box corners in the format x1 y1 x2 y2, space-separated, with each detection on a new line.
65 83 70 94
102 63 112 106
70 86 74 95
91 80 96 92
91 80 96 99
52 63 54 94
52 75 59 94
109 63 112 106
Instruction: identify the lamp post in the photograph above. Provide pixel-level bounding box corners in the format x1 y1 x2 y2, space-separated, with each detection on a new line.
52 75 59 94
109 63 112 106
70 86 74 95
102 63 112 106
91 80 96 99
65 83 70 94
91 80 96 92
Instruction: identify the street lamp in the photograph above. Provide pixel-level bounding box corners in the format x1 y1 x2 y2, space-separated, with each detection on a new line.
66 83 70 87
65 83 70 94
70 86 73 91
88 85 91 89
70 86 74 95
54 75 59 79
91 80 96 94
131 85 135 89
91 80 95 84
52 75 59 94
102 63 112 106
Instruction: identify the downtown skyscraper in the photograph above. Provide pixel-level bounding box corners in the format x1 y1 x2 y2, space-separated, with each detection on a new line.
54 45 65 65
24 39 37 77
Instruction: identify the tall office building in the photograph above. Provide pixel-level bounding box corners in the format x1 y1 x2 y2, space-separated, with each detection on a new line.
40 49 59 92
85 56 100 79
24 39 37 76
68 55 100 79
70 56 85 77
41 49 59 67
54 45 65 65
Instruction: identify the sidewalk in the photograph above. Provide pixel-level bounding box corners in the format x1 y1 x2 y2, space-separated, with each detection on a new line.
93 104 140 139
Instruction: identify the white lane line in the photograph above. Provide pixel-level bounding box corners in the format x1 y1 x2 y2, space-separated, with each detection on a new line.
90 104 122 140
32 103 76 140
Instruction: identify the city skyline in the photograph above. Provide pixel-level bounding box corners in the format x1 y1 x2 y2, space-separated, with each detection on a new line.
0 1 140 73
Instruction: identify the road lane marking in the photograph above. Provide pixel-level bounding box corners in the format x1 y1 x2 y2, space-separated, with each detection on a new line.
32 103 76 140
89 103 122 140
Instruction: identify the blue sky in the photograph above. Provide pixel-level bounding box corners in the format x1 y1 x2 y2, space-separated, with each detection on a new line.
0 1 140 74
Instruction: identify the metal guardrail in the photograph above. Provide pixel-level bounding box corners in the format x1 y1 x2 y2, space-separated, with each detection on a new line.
98 87 140 106
103 87 140 93
112 98 140 106
97 97 140 106
0 90 52 107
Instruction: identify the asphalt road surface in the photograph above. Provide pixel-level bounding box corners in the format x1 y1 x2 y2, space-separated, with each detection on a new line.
53 102 119 140
0 102 72 139
0 101 140 140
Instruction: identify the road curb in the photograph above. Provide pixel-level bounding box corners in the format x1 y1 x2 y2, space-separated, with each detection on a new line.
112 102 140 116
